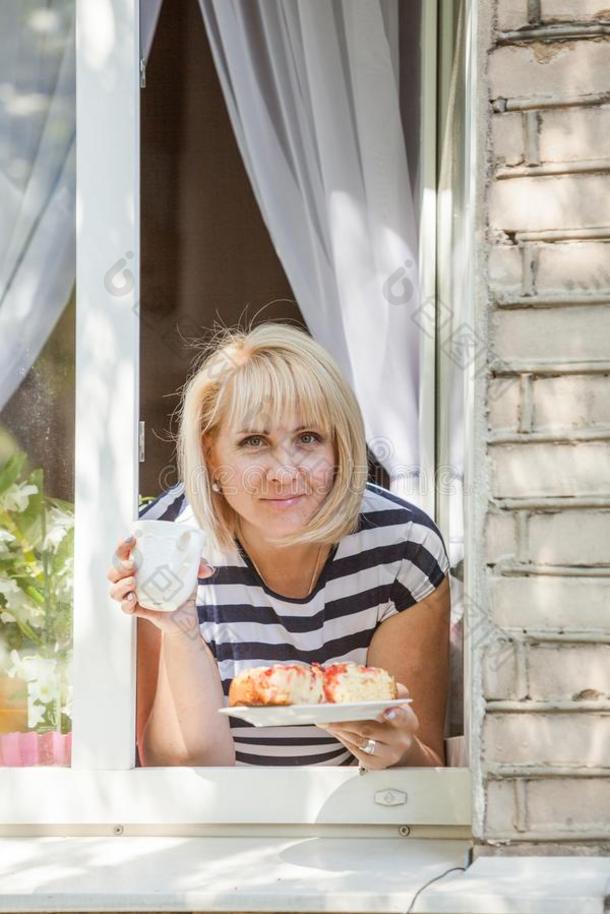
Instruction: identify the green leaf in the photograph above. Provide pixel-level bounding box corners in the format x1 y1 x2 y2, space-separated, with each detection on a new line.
0 453 26 497
47 496 74 514
14 468 45 549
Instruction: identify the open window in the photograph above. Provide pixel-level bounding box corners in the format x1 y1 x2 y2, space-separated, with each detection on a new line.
0 0 474 837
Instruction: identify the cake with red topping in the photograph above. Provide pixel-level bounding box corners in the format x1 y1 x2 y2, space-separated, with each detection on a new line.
228 662 325 706
228 661 396 706
322 662 397 703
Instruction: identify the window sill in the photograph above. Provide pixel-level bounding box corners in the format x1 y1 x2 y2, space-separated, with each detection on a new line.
415 855 610 914
0 835 608 913
0 835 469 912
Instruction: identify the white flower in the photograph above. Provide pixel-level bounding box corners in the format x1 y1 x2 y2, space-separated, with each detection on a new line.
0 482 38 513
7 654 61 728
6 651 56 685
29 673 59 706
0 579 29 609
42 506 74 553
0 579 45 629
0 529 16 555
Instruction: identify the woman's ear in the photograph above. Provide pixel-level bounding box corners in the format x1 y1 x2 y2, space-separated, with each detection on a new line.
202 434 217 477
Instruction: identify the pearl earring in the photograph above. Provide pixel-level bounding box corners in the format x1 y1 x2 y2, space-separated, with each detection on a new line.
212 481 221 493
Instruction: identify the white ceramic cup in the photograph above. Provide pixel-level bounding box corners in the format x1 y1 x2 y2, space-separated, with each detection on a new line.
128 519 208 612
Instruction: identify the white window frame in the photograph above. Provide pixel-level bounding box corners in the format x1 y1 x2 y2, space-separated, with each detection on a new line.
0 0 477 837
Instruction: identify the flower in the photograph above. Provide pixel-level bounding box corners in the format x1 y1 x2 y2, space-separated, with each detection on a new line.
42 506 73 553
0 451 73 734
0 579 46 629
0 481 38 513
6 653 62 730
0 529 16 555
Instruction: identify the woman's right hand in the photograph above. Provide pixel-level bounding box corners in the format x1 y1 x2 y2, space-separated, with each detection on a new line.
106 536 216 640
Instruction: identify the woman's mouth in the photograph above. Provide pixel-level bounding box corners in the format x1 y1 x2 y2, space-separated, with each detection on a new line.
261 494 306 508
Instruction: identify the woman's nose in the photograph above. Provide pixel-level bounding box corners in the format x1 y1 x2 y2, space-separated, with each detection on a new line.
268 462 299 478
266 461 303 484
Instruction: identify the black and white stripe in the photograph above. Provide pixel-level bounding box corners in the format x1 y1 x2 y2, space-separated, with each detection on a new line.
138 480 450 766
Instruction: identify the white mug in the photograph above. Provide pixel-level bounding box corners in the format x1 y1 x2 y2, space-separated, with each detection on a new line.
128 519 208 612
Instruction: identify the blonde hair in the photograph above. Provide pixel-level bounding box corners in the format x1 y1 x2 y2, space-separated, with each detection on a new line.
176 321 368 553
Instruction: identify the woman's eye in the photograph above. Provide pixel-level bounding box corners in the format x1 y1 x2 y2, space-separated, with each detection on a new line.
241 435 264 447
299 432 320 445
239 432 321 448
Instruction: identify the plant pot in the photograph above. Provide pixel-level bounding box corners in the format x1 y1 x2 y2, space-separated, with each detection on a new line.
0 730 72 766
0 674 28 733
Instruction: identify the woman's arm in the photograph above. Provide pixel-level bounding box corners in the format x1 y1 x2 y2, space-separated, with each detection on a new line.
138 619 236 767
318 576 451 768
367 575 451 766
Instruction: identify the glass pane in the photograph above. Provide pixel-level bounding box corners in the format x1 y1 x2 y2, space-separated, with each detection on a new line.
0 1 75 767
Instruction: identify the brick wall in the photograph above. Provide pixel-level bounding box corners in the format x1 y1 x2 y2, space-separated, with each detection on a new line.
475 0 610 855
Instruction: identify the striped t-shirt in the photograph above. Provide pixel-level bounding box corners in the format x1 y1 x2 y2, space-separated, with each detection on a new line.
138 481 450 766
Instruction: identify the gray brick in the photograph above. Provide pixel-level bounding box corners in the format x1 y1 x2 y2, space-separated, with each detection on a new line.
490 574 610 629
539 107 610 163
490 41 610 101
485 511 518 563
487 378 521 430
528 509 610 564
496 0 529 31
491 305 610 362
492 113 525 165
483 712 610 765
486 778 610 836
490 441 610 497
536 241 610 294
527 643 610 700
542 1 610 22
490 174 610 234
533 375 610 429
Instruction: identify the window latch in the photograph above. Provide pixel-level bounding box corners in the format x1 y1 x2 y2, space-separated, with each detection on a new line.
375 788 407 807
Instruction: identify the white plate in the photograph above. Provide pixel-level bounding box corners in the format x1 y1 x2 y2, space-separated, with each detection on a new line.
217 698 412 728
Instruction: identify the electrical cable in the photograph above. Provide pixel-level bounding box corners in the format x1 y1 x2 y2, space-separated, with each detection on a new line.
404 865 466 914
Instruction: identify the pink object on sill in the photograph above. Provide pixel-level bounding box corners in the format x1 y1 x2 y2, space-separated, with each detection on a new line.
0 731 72 766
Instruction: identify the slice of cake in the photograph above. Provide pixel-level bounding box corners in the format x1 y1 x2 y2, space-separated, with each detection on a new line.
322 662 397 703
228 660 397 706
228 662 324 706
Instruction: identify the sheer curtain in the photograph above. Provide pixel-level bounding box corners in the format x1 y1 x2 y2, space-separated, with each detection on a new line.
140 0 165 65
197 0 422 498
0 2 75 412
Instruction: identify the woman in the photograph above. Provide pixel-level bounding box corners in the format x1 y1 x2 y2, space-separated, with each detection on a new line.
107 322 451 769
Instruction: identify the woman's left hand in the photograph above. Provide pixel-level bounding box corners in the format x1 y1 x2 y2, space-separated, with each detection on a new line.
317 683 418 769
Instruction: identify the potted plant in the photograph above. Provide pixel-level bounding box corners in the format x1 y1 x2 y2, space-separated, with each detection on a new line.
0 450 73 766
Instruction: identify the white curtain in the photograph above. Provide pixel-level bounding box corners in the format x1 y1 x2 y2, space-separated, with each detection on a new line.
140 0 165 64
198 0 422 497
0 2 75 412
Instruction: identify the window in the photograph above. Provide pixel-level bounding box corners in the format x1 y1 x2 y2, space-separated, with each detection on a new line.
0 1 75 769
0 0 474 835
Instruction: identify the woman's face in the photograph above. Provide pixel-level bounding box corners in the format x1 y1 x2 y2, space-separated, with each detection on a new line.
205 411 337 540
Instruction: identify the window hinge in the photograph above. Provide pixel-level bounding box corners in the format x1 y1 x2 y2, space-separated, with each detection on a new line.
139 421 146 462
140 58 146 88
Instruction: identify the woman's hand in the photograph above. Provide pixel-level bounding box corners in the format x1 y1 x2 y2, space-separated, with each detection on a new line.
106 535 216 641
317 683 418 770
